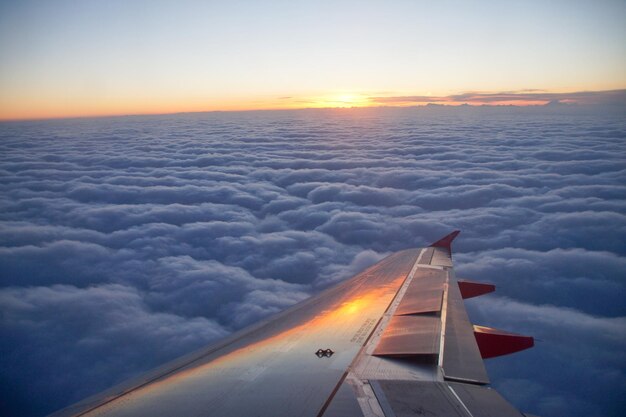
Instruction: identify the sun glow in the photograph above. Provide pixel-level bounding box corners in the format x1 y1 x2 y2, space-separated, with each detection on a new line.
304 93 372 109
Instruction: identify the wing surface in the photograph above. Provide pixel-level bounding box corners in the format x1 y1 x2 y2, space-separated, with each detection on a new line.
51 249 420 417
51 232 535 417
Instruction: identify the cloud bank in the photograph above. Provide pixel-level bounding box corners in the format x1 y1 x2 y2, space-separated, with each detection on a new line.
0 106 624 417
370 89 626 106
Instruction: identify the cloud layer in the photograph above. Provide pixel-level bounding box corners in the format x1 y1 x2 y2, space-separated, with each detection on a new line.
370 89 626 106
1 106 625 417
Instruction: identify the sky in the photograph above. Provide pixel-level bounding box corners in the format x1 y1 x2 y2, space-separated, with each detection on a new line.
0 0 625 120
0 2 625 417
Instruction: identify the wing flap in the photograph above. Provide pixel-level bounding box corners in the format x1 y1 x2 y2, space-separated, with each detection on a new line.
448 382 526 417
369 380 467 417
372 315 441 356
366 379 525 417
394 268 445 315
441 272 490 384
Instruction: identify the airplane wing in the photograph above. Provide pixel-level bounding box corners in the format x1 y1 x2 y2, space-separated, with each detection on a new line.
50 231 535 417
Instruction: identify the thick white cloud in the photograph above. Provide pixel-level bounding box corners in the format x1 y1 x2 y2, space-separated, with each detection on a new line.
0 106 624 417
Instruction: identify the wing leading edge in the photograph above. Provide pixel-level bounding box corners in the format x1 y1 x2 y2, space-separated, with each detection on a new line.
51 232 535 417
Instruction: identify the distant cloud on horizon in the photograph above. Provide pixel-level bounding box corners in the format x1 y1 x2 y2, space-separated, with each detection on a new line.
370 89 626 106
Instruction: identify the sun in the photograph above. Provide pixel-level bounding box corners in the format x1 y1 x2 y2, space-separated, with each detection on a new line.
333 93 368 107
337 94 357 104
308 93 371 108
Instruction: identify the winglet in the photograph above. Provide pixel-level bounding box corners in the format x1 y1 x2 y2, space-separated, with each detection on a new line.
473 325 534 359
429 230 460 254
458 280 495 299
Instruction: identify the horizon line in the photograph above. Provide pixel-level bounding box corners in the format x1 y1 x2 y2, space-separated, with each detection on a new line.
2 88 625 123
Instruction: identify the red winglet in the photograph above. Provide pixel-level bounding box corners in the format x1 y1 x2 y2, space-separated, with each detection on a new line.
429 230 460 254
458 280 495 299
473 325 534 359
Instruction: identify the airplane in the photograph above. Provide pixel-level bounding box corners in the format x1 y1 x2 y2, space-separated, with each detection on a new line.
50 231 536 417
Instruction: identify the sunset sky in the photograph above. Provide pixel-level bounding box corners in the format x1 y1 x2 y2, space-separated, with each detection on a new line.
2 3 626 417
1 0 625 120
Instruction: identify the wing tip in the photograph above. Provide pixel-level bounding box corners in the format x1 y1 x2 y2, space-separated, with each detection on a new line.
473 325 535 358
457 280 495 298
429 230 461 253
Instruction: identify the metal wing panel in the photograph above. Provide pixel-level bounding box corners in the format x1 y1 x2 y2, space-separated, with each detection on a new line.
50 249 421 417
363 381 525 417
447 383 526 417
394 268 445 316
441 272 490 384
372 315 441 356
418 247 435 265
369 380 468 417
430 247 453 267
320 380 364 417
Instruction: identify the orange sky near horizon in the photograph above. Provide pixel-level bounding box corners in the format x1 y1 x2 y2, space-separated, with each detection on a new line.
0 1 624 121
2 89 625 121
